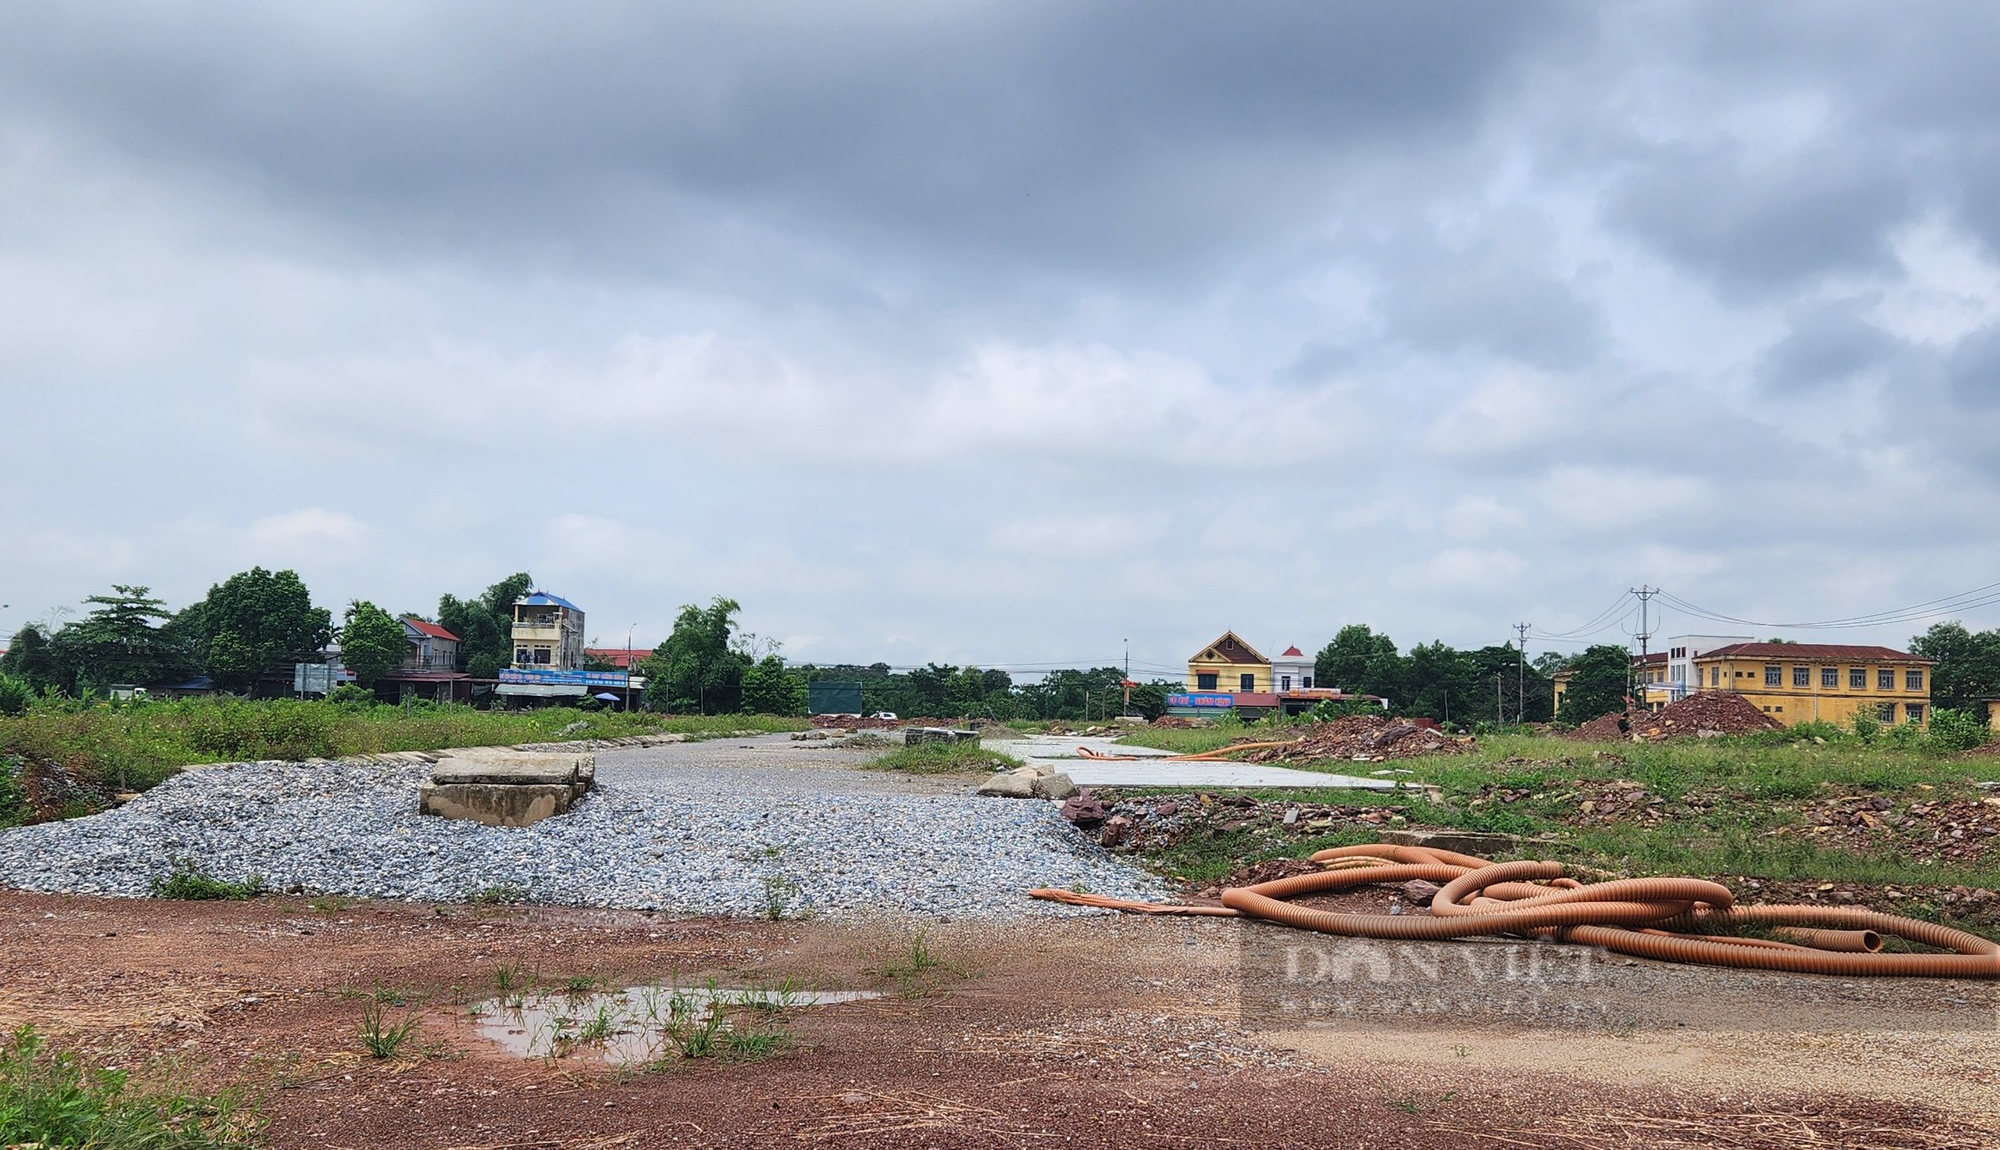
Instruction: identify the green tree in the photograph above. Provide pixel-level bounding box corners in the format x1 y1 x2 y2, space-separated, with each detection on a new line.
179 568 332 693
1910 622 2000 714
53 586 189 692
1314 625 1403 697
1555 644 1631 725
640 596 750 714
340 601 408 688
738 654 805 715
438 572 534 679
0 624 63 693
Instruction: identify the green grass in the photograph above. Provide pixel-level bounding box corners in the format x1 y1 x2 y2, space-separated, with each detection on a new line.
0 1024 263 1149
358 1005 421 1059
1112 732 2000 896
866 740 1023 775
149 860 265 901
0 699 808 816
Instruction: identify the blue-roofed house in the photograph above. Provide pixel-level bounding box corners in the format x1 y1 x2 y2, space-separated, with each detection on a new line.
510 590 586 672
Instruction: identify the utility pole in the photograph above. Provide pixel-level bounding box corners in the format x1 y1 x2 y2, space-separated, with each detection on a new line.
1513 622 1530 723
1495 672 1503 727
1123 638 1132 717
1630 585 1658 709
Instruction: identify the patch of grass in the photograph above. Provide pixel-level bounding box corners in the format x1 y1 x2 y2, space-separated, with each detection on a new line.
466 882 530 905
561 974 601 995
491 961 528 995
149 860 265 901
760 873 801 920
876 927 962 997
867 740 1023 775
303 894 359 913
358 1004 422 1059
0 1025 263 1149
0 699 810 816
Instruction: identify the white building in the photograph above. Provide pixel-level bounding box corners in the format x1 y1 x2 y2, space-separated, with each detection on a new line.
1660 634 1754 702
1270 645 1315 693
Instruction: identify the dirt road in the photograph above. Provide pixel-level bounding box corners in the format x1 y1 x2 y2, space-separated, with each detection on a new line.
3 891 1994 1149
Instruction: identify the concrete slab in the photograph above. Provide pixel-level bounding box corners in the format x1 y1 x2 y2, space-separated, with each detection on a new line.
430 749 584 788
1005 734 1401 791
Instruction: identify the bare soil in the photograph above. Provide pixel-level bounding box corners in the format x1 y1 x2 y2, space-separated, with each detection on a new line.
3 892 1995 1149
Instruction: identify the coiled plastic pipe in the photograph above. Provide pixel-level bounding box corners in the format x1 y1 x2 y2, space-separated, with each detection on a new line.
1027 843 1999 978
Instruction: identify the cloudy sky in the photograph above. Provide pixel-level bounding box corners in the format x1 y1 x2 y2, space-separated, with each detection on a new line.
5 1 2000 676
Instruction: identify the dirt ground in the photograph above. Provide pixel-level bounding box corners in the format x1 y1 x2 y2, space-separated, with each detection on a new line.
3 892 1996 1149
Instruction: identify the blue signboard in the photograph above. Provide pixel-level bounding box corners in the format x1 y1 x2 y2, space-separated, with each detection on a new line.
498 668 630 687
1166 692 1236 709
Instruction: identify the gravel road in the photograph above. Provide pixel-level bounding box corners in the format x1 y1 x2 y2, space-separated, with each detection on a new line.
0 735 1161 918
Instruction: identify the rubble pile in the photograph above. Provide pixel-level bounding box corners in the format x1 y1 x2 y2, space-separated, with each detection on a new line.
1776 793 2000 867
1569 692 1784 742
1148 715 1204 729
1236 715 1472 764
1060 788 1422 851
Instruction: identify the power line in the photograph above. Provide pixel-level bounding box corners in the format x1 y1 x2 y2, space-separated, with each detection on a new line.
1656 582 2000 631
1529 592 1638 640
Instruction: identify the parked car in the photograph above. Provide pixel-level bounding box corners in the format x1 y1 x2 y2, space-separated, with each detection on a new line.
869 711 898 720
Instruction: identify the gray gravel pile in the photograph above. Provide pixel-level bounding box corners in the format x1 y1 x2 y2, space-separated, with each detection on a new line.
0 752 1163 919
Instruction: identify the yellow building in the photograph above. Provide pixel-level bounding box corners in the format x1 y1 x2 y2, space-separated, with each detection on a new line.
1186 631 1271 693
1692 643 1932 727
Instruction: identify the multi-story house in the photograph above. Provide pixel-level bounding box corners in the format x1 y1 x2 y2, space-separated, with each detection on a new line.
401 617 461 671
1185 631 1270 694
1692 642 1933 727
511 591 586 671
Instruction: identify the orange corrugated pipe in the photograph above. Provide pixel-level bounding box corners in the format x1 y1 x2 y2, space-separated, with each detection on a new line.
1027 842 2000 978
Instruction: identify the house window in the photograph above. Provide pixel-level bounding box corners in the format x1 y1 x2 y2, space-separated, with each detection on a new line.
1877 702 1896 722
1792 666 1810 688
1906 703 1925 723
1764 665 1781 686
1303 676 1313 689
1906 670 1923 691
1821 667 1837 689
533 648 552 665
1710 666 1719 687
1849 668 1865 690
1197 673 1217 691
1280 675 1292 691
1239 674 1256 692
515 648 530 664
1877 668 1893 691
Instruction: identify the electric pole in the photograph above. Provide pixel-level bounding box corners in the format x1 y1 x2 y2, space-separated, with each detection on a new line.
1122 638 1131 717
1630 585 1658 710
1513 622 1530 723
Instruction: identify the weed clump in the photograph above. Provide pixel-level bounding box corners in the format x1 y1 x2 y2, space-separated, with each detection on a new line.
149 860 265 901
0 1024 262 1148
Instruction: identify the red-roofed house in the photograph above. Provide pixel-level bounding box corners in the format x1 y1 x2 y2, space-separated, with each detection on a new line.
401 617 461 672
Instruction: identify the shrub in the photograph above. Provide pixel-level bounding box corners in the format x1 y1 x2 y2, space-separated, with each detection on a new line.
1926 706 1990 753
0 674 30 718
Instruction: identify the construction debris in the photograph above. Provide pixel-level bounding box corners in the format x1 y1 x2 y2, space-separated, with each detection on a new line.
1234 715 1472 764
1568 691 1783 742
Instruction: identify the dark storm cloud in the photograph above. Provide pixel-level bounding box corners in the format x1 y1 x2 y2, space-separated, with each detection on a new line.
1758 299 1901 393
0 0 1572 282
1608 145 1911 297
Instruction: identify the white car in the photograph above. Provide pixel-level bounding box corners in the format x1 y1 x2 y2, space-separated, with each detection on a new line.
869 711 898 720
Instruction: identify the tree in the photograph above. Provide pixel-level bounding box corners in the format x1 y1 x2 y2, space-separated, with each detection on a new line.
340 601 407 688
1315 625 1402 697
739 655 805 715
640 597 750 714
438 572 533 679
0 624 63 693
54 586 189 692
1910 622 2000 715
179 568 332 693
1555 644 1631 725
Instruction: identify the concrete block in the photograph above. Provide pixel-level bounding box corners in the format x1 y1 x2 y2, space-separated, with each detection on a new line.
977 772 1037 798
420 782 573 828
1032 772 1079 801
904 728 980 747
430 749 584 789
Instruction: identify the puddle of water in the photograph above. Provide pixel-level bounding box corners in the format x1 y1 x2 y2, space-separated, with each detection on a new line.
471 983 881 1064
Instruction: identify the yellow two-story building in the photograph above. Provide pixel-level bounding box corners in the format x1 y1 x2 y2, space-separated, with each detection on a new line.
1692 643 1932 727
1185 631 1271 694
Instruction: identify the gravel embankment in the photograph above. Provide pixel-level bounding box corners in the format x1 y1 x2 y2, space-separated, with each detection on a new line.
0 741 1162 918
